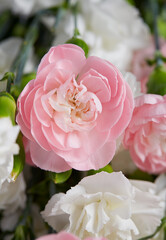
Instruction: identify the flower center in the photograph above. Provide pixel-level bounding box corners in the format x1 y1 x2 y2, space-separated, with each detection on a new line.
48 77 102 132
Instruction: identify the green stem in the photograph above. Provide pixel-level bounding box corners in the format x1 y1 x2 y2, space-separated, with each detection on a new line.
11 5 61 86
73 3 79 38
151 0 163 67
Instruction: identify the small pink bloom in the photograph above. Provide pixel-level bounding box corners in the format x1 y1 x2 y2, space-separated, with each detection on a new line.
132 39 166 92
123 94 166 173
17 44 133 172
36 232 107 240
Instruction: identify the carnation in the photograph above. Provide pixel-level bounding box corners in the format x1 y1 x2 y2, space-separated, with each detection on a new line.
54 0 150 71
42 172 163 240
0 117 20 188
17 44 133 172
123 94 166 173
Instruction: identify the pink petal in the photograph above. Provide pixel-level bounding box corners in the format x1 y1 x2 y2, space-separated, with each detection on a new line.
42 123 70 151
79 56 119 97
30 141 71 172
110 84 134 139
37 44 86 76
78 69 111 103
65 140 116 170
44 68 73 92
16 113 33 141
33 87 51 127
17 79 35 128
24 84 40 126
96 99 124 132
31 108 51 151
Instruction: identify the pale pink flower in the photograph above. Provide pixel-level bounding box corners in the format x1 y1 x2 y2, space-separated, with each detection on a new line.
123 94 166 173
132 39 166 93
17 44 133 172
36 232 107 240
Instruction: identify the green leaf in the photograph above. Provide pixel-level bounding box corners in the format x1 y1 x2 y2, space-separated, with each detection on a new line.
87 164 113 176
147 65 166 95
158 15 166 39
129 169 154 182
66 38 89 58
11 133 25 181
12 225 27 240
49 169 72 184
20 72 36 90
0 92 16 124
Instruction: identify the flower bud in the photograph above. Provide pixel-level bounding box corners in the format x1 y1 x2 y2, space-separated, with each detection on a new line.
0 92 16 124
147 65 166 95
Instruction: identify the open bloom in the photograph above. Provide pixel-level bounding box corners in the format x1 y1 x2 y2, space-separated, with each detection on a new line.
0 117 20 188
42 172 163 240
36 232 107 240
17 44 133 172
124 94 166 173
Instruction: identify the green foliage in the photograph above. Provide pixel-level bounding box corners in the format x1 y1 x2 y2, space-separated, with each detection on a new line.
87 164 113 176
147 65 166 95
49 169 72 184
66 37 89 58
129 169 154 182
11 133 25 181
0 92 16 124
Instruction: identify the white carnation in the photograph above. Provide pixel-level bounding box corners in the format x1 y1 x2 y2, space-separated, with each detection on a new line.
54 0 150 71
0 173 26 215
0 117 20 188
42 172 163 240
149 174 166 240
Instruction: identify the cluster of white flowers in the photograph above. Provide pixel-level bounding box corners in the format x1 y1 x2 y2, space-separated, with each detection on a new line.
0 117 20 187
54 0 150 72
42 172 165 240
0 117 26 232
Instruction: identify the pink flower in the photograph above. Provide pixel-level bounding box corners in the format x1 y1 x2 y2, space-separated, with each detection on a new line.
36 232 107 240
123 94 166 173
131 39 166 93
17 44 133 172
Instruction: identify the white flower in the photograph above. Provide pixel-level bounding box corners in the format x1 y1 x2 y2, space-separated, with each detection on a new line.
54 0 150 71
122 72 142 98
149 174 166 240
42 172 163 240
0 117 20 188
0 173 26 216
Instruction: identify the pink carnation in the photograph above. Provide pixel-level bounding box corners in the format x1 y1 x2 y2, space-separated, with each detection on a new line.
36 232 107 240
132 39 166 93
123 94 166 173
17 44 133 172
